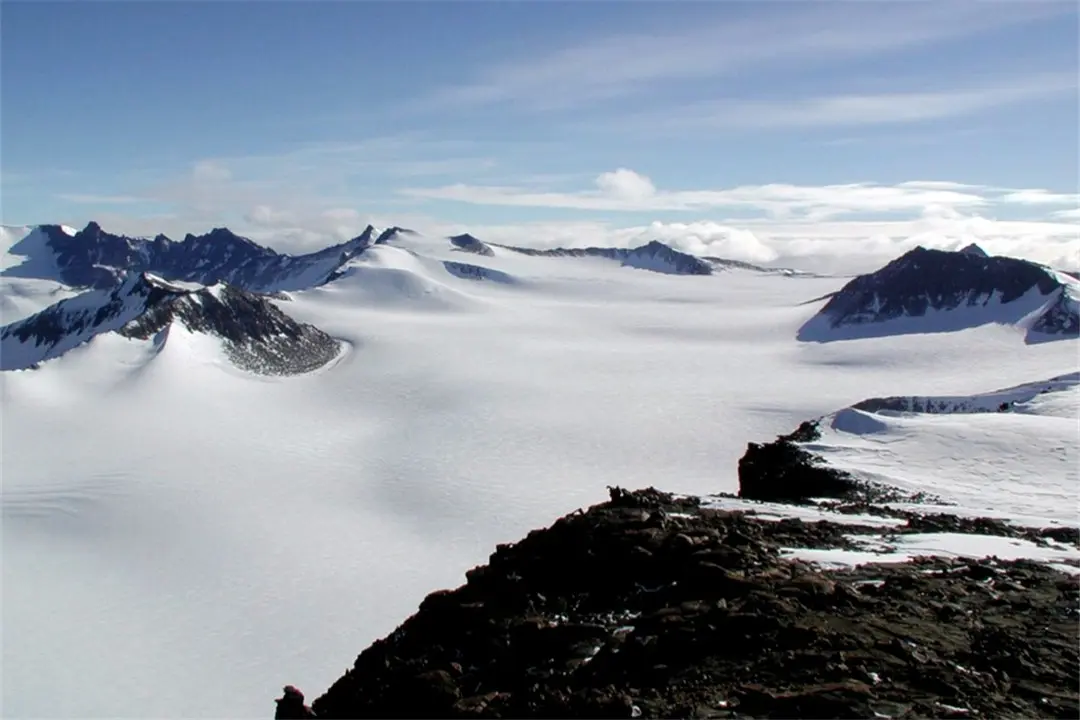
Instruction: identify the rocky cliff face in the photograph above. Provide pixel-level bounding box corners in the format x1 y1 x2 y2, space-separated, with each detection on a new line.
289 486 1078 720
120 282 342 375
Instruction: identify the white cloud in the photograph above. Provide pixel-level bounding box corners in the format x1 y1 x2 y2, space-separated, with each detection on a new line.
595 168 656 200
83 198 1080 276
402 171 992 218
898 181 991 191
404 170 1080 227
1001 189 1080 205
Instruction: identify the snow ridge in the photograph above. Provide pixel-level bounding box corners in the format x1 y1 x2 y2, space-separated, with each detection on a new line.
2 221 378 293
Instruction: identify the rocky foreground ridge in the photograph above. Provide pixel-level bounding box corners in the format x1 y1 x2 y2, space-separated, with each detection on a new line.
279 471 1079 719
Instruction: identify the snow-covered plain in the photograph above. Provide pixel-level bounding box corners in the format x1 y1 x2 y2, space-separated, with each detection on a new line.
2 231 1078 718
808 373 1080 528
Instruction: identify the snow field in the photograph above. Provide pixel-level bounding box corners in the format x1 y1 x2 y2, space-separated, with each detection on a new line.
2 234 1077 717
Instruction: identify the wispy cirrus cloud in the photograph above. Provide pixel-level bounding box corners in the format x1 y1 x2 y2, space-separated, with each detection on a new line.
402 168 1080 220
401 168 997 218
45 133 511 242
418 2 1073 113
609 73 1077 132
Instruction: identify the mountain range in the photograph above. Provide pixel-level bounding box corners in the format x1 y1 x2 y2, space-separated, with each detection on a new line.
797 244 1078 344
4 219 1077 719
2 223 1077 375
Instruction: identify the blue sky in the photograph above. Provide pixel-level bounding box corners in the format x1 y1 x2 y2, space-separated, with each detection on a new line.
2 0 1078 270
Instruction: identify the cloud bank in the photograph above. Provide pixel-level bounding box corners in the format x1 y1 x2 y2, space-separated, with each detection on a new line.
44 160 1080 277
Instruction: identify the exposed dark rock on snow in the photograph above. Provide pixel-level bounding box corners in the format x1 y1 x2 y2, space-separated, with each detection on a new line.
450 234 496 257
119 282 342 376
797 245 1079 343
737 422 861 503
850 372 1078 415
701 256 817 277
1029 286 1080 338
291 487 1079 720
0 272 187 370
376 227 416 245
498 240 714 276
488 240 811 277
2 272 341 374
3 222 376 292
442 261 517 284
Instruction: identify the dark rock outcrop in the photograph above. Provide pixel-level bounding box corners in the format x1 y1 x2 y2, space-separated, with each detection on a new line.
497 240 713 276
118 282 342 375
1029 285 1079 338
376 227 415 245
4 222 376 292
442 261 516 284
2 273 341 374
0 272 187 369
291 487 1079 720
490 241 809 277
494 241 712 276
737 422 860 503
450 234 495 257
275 686 316 719
797 245 1079 342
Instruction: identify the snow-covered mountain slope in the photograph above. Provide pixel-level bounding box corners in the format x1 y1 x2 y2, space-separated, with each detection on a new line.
1 221 376 293
2 230 1077 718
1 272 341 374
1 223 81 323
798 244 1080 343
800 374 1080 528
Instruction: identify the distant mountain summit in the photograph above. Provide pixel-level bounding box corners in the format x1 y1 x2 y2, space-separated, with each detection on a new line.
497 239 714 276
1 272 341 374
3 221 378 292
449 233 495 257
798 245 1079 343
